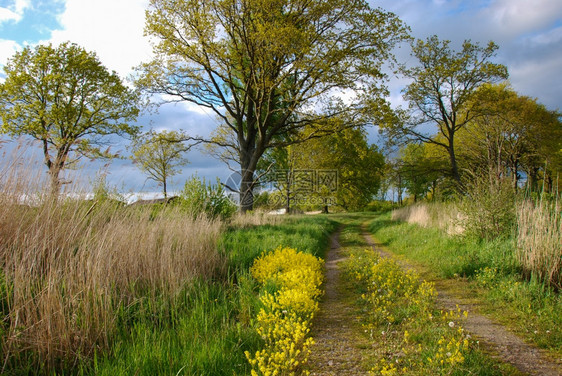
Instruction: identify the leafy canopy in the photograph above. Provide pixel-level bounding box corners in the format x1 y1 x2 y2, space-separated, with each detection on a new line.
131 130 190 199
137 0 409 210
0 42 141 192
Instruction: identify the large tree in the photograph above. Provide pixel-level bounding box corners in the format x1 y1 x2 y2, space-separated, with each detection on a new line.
0 42 140 195
136 0 408 212
386 36 508 190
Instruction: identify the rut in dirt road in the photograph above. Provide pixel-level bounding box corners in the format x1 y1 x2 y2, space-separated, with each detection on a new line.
361 228 562 376
307 228 371 375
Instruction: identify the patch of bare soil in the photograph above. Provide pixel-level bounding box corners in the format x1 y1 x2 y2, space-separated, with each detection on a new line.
361 228 562 376
307 229 372 375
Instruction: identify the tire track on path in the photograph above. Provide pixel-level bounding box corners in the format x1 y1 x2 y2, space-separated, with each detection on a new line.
307 227 371 375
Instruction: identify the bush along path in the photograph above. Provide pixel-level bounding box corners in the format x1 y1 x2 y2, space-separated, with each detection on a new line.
306 216 525 376
361 225 562 376
245 246 325 375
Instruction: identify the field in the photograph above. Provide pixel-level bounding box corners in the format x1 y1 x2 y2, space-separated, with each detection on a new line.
0 175 560 375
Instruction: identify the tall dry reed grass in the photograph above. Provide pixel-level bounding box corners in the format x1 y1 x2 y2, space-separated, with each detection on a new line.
229 210 282 228
391 202 464 235
0 157 225 371
516 198 561 289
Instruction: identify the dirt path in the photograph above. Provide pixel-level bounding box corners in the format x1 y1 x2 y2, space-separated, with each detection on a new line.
361 228 562 376
307 228 372 375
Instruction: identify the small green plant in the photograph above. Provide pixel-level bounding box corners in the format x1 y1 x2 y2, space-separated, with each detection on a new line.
179 174 237 220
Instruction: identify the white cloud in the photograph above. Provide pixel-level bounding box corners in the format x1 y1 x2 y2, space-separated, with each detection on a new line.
14 0 31 14
485 0 562 36
0 39 21 66
0 0 31 23
0 7 20 23
48 0 152 77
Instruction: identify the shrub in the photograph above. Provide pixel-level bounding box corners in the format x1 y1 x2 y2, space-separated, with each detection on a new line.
179 174 237 220
366 200 398 213
460 174 516 239
245 247 324 375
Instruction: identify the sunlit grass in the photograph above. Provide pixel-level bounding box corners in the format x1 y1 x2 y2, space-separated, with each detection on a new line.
0 157 337 375
337 216 518 375
369 211 562 356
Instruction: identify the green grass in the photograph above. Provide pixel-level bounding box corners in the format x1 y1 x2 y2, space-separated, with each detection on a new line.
368 212 562 357
220 215 338 269
88 215 337 376
336 215 522 375
368 212 519 278
91 279 259 376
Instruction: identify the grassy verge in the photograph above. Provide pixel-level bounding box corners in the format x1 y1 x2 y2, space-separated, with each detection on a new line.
220 215 337 269
368 212 562 358
0 166 337 376
336 216 521 375
90 214 337 376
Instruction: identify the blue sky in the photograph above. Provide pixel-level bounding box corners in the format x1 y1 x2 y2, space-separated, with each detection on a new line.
1 0 562 199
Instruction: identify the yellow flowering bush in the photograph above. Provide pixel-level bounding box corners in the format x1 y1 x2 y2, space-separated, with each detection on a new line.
245 247 324 376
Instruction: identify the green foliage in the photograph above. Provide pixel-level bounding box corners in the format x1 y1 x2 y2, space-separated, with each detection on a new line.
458 83 562 192
365 200 399 213
137 0 409 211
91 172 125 204
460 173 517 240
252 190 274 210
131 130 189 199
397 143 444 201
292 126 385 211
179 175 237 220
0 42 140 193
387 35 508 187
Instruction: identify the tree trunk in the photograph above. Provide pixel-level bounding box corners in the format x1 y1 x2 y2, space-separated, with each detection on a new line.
528 166 539 193
163 178 168 201
285 189 291 214
240 174 254 213
447 144 462 189
431 180 437 201
48 166 62 197
397 173 403 205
